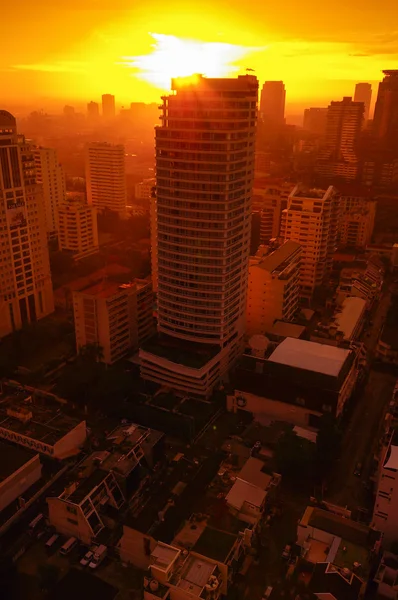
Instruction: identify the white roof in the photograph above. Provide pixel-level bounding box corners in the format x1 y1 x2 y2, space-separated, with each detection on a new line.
385 445 398 470
269 337 350 377
238 457 272 490
333 297 366 340
226 479 267 511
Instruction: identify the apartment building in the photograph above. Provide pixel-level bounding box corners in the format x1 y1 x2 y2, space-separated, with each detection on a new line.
252 179 294 244
246 241 301 336
140 74 258 398
337 186 376 249
58 196 99 260
33 146 65 237
85 142 127 216
73 278 154 364
135 178 155 203
0 110 54 338
281 185 340 301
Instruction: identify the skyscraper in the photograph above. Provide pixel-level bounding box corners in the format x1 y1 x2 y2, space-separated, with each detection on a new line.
58 196 99 260
87 101 99 119
85 142 127 216
140 74 258 397
102 94 116 119
0 111 54 337
281 185 340 301
316 97 364 181
260 81 286 125
33 147 66 237
354 83 372 122
373 70 398 153
303 108 328 135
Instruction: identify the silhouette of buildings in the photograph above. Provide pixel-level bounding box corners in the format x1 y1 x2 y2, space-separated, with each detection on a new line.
0 110 54 337
33 146 66 238
58 195 99 260
303 107 328 135
87 101 100 119
373 71 398 154
354 83 372 123
85 142 127 216
140 74 258 397
102 94 116 119
260 81 286 125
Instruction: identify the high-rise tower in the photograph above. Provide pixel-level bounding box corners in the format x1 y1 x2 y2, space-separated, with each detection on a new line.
354 83 372 122
373 70 398 153
102 94 116 120
85 142 127 216
0 111 54 338
33 147 66 237
260 81 286 125
140 74 258 397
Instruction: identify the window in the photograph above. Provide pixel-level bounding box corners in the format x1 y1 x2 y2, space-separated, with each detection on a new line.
67 517 78 526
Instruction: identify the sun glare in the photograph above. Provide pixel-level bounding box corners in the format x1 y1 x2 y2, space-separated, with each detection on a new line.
120 33 259 90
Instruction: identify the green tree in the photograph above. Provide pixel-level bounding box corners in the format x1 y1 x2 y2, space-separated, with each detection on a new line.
274 429 315 480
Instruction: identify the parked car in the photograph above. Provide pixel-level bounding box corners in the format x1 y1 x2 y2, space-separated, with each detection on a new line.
354 462 362 477
88 545 107 569
282 544 291 559
80 550 94 567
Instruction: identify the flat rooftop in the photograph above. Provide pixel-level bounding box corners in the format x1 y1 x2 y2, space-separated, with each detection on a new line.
78 278 147 299
291 185 329 200
255 241 301 275
192 525 238 563
332 297 366 339
269 338 351 378
303 506 380 548
268 321 306 339
0 385 84 446
171 74 258 92
141 333 220 369
0 441 36 483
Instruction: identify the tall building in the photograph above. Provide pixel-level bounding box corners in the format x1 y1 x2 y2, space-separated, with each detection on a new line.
0 111 54 338
316 97 364 181
73 278 154 364
87 101 99 119
354 83 372 122
281 185 340 301
303 108 328 135
58 196 99 260
252 180 294 244
140 74 258 398
246 241 301 336
135 178 155 203
85 142 127 216
33 147 66 238
259 81 286 125
337 185 376 249
102 94 116 119
373 70 398 154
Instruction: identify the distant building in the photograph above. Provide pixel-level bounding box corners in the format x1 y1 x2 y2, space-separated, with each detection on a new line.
135 178 155 202
58 195 99 260
85 142 127 216
246 241 301 336
254 151 271 176
303 107 328 135
0 111 54 338
354 83 372 122
281 185 340 301
102 94 115 119
252 179 294 244
373 70 398 154
0 441 42 513
338 185 376 249
311 296 367 344
73 278 154 364
33 147 66 237
87 101 99 119
336 256 384 309
260 81 286 125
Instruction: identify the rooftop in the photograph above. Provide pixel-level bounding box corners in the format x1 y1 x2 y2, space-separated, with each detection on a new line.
192 525 238 563
253 241 301 275
0 441 37 484
268 321 306 339
78 278 148 299
303 506 380 548
237 457 272 490
291 184 331 200
331 297 367 340
225 479 267 511
171 74 258 93
269 338 351 378
0 384 84 447
141 333 220 370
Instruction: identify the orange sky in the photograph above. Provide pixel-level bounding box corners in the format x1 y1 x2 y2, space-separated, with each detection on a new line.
2 0 398 112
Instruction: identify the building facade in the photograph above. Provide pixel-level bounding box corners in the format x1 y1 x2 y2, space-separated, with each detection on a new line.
303 108 328 135
259 81 286 125
33 147 66 237
246 241 301 336
135 178 155 203
252 180 294 244
0 111 54 338
85 142 127 216
87 101 100 120
58 196 99 260
373 429 398 548
73 278 154 364
281 185 340 301
373 70 398 154
102 94 116 119
140 74 258 397
354 83 372 123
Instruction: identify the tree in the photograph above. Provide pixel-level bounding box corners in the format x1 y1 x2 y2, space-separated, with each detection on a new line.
274 429 315 480
315 414 342 477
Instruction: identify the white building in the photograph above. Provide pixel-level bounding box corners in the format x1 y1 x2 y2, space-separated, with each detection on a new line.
139 74 258 398
33 147 66 237
135 178 155 203
73 278 154 364
246 241 301 336
58 195 99 260
281 184 340 301
85 142 127 216
0 110 54 338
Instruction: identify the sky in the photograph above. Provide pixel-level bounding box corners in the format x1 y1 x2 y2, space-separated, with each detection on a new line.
2 0 398 114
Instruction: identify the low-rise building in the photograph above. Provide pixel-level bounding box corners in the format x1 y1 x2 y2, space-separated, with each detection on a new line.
73 278 154 364
135 178 155 203
251 179 293 244
246 241 302 336
297 506 381 600
376 294 398 366
0 442 42 513
336 257 384 309
337 185 376 249
0 382 86 458
312 296 367 344
58 196 99 261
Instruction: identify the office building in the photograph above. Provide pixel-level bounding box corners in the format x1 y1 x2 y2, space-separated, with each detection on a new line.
373 70 398 154
281 185 340 301
303 107 328 135
58 195 99 260
259 81 286 125
252 179 294 244
85 142 127 216
140 74 258 398
73 278 154 364
33 147 66 237
0 110 54 338
317 97 364 181
87 101 99 119
102 94 116 119
246 241 301 336
354 82 372 122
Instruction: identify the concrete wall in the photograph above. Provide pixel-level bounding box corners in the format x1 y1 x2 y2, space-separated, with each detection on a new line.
54 420 87 459
0 454 42 512
119 525 157 570
47 497 94 545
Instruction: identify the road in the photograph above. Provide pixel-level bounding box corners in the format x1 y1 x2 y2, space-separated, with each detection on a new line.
326 284 395 511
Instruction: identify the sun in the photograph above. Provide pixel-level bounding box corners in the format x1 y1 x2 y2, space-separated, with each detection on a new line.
120 33 258 90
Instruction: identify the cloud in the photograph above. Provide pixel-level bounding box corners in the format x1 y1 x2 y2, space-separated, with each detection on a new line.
11 61 87 73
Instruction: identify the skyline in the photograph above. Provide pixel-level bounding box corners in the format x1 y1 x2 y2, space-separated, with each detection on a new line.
2 1 398 112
